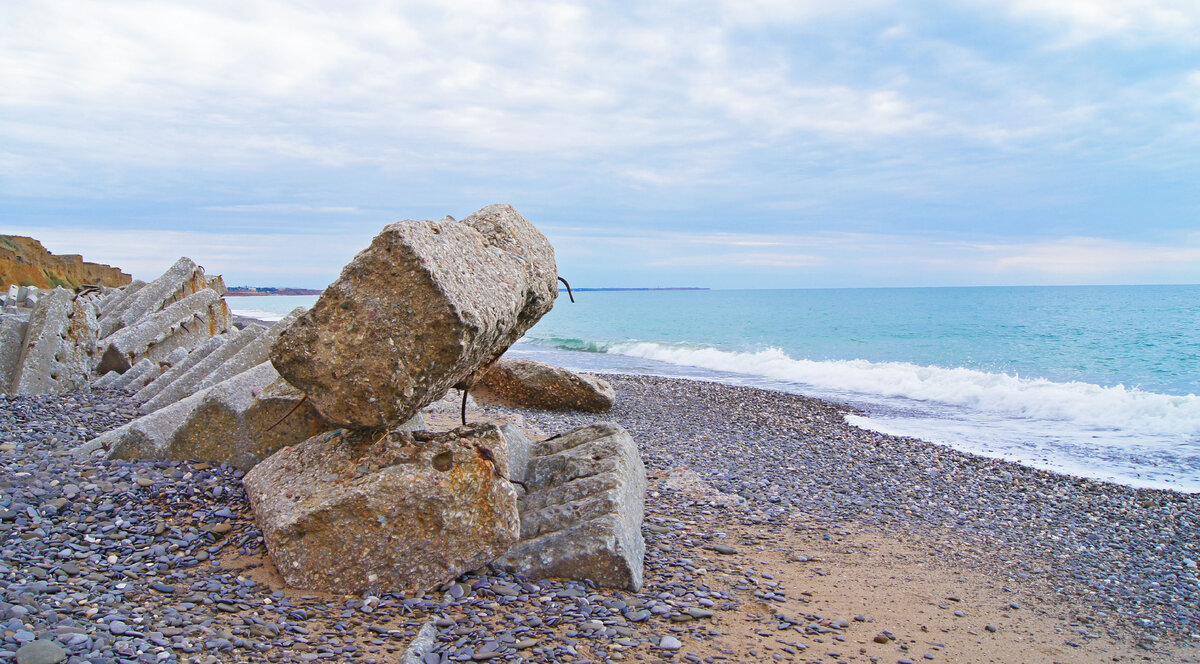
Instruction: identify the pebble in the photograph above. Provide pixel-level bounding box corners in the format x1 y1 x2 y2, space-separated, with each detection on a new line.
15 639 67 664
659 635 683 650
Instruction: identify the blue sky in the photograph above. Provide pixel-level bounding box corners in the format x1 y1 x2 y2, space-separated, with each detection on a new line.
3 0 1198 289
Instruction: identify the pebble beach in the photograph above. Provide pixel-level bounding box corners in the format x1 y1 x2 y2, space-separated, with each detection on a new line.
3 374 1199 664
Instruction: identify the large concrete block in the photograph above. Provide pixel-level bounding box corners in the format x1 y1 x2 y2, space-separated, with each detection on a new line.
0 311 31 391
10 288 100 395
139 324 264 413
95 288 231 374
98 279 145 321
77 362 332 471
270 204 558 429
472 358 616 412
498 422 647 590
243 423 521 595
116 257 213 331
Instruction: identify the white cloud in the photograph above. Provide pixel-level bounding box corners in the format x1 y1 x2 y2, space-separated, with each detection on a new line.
974 0 1200 47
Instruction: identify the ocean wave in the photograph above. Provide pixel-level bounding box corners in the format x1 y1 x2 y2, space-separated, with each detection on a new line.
602 341 1200 436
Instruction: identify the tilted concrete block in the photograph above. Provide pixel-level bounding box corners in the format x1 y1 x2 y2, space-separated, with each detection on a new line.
139 324 264 413
497 422 647 591
196 308 303 392
10 288 100 395
98 279 145 321
110 357 160 393
0 311 32 392
77 362 333 471
270 204 559 428
133 332 230 404
95 288 231 374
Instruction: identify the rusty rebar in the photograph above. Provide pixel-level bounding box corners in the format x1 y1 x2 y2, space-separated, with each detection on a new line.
558 276 574 303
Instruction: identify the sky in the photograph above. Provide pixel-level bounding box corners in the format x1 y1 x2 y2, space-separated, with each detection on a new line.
2 0 1199 289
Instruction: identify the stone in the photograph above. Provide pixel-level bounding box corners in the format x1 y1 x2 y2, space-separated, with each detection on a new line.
140 324 264 413
242 423 521 595
95 288 231 374
77 362 332 471
497 422 646 590
133 331 230 404
270 204 558 428
10 287 100 395
471 358 615 412
402 620 438 664
195 308 302 391
0 310 31 390
662 466 746 508
15 639 67 664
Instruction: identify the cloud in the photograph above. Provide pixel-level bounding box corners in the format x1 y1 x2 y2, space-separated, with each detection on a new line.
980 0 1200 47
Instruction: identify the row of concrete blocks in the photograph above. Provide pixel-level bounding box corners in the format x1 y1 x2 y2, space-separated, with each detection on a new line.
0 257 232 396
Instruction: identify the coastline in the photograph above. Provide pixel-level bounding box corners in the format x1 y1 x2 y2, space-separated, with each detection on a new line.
2 373 1197 663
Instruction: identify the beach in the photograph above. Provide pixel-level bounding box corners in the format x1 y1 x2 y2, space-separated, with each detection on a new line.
3 373 1198 664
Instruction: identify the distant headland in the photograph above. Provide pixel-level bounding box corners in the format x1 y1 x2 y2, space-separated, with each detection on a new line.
226 286 323 296
227 286 708 296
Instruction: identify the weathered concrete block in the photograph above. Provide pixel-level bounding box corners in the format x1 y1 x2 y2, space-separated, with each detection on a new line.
94 369 122 388
112 257 214 334
10 288 100 395
77 362 333 471
472 358 616 412
498 422 646 590
110 357 160 393
0 310 31 392
243 423 521 595
270 204 559 429
196 308 302 392
133 332 230 404
140 324 264 413
98 279 145 320
96 288 231 374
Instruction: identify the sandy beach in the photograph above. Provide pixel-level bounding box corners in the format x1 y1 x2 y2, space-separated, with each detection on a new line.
3 374 1198 664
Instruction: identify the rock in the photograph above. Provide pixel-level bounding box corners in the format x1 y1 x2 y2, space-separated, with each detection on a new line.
500 423 531 489
95 288 231 374
659 635 682 650
243 423 520 595
140 324 264 413
270 204 558 428
402 620 438 664
662 466 746 508
498 422 646 590
77 362 331 470
10 287 99 395
194 308 302 391
14 639 67 664
471 358 615 412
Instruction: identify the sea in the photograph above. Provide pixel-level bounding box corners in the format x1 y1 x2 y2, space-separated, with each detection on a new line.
229 285 1200 493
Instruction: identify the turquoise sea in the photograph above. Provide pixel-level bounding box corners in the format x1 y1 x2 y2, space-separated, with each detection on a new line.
230 285 1200 493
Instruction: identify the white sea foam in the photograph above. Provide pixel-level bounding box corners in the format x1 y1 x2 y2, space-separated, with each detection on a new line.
227 306 286 322
606 341 1200 437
